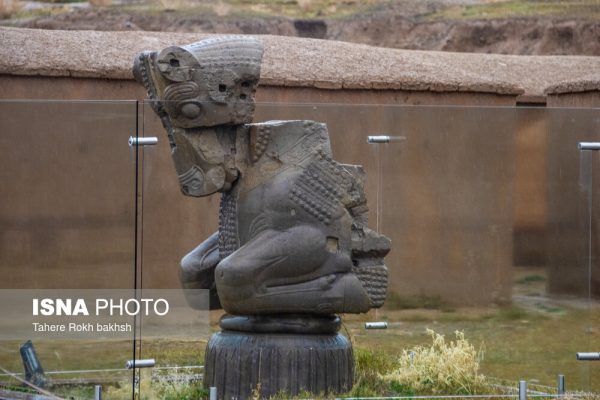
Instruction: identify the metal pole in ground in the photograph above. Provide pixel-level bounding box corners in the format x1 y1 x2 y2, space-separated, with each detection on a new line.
209 386 217 400
558 375 565 395
519 380 527 400
94 385 102 400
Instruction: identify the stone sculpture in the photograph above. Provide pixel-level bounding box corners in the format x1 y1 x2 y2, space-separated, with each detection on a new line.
133 36 390 399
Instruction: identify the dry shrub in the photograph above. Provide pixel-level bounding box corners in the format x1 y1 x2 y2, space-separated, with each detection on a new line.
296 0 313 12
381 329 488 395
158 0 195 11
0 0 22 19
89 0 112 7
213 0 231 17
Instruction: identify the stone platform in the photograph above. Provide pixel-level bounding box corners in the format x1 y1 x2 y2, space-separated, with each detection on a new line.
204 330 354 399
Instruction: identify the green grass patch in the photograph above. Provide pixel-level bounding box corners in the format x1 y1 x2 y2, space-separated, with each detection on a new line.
34 0 86 3
224 0 382 19
349 347 399 397
241 331 494 398
5 5 73 21
119 0 385 19
104 369 206 400
517 274 546 285
1 302 598 397
496 305 530 320
385 292 456 312
429 0 600 21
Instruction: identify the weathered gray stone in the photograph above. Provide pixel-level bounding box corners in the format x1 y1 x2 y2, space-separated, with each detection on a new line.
5 27 600 97
219 314 341 334
134 35 391 398
544 74 600 95
204 331 354 399
0 26 572 96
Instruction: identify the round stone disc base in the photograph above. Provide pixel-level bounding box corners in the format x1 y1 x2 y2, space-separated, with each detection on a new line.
204 330 354 399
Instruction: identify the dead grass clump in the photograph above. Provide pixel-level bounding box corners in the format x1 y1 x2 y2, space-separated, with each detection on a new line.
0 0 22 18
89 0 111 7
157 0 196 11
381 329 488 395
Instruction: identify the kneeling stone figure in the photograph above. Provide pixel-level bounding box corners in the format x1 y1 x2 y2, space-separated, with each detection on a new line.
134 36 391 399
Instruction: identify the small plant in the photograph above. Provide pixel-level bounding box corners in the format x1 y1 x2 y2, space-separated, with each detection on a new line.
349 347 399 397
384 292 454 312
251 382 262 400
158 380 206 400
157 0 196 11
497 305 529 320
88 0 111 7
0 0 22 19
104 369 206 400
517 274 546 285
381 329 488 395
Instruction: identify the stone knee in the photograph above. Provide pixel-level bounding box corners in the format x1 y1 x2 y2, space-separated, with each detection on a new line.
179 252 198 287
179 232 219 289
214 255 255 305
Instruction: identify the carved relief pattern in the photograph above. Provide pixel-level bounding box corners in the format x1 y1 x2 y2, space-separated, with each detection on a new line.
252 125 272 162
218 191 239 259
352 263 388 308
289 150 353 225
280 122 328 166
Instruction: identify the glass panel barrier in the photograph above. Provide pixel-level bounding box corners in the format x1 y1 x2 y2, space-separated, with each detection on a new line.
140 101 600 398
571 111 600 393
548 108 600 393
134 101 210 398
374 106 600 396
0 100 138 399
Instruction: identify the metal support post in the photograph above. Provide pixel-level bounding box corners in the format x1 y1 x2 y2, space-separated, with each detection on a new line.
519 380 527 400
558 374 565 395
94 385 102 400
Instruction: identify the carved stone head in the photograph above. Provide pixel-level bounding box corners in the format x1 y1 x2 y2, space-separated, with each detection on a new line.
133 36 264 128
134 36 264 196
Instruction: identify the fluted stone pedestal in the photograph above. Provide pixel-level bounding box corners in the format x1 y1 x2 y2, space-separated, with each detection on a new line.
204 330 354 399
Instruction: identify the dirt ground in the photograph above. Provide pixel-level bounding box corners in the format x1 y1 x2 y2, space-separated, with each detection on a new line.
2 0 600 56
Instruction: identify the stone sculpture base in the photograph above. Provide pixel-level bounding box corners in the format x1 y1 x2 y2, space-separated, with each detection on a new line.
204 330 354 399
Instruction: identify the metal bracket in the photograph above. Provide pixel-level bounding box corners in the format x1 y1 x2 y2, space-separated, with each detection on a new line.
365 322 388 329
578 142 600 151
576 352 600 360
128 137 158 147
368 136 391 143
367 135 406 144
126 359 156 369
